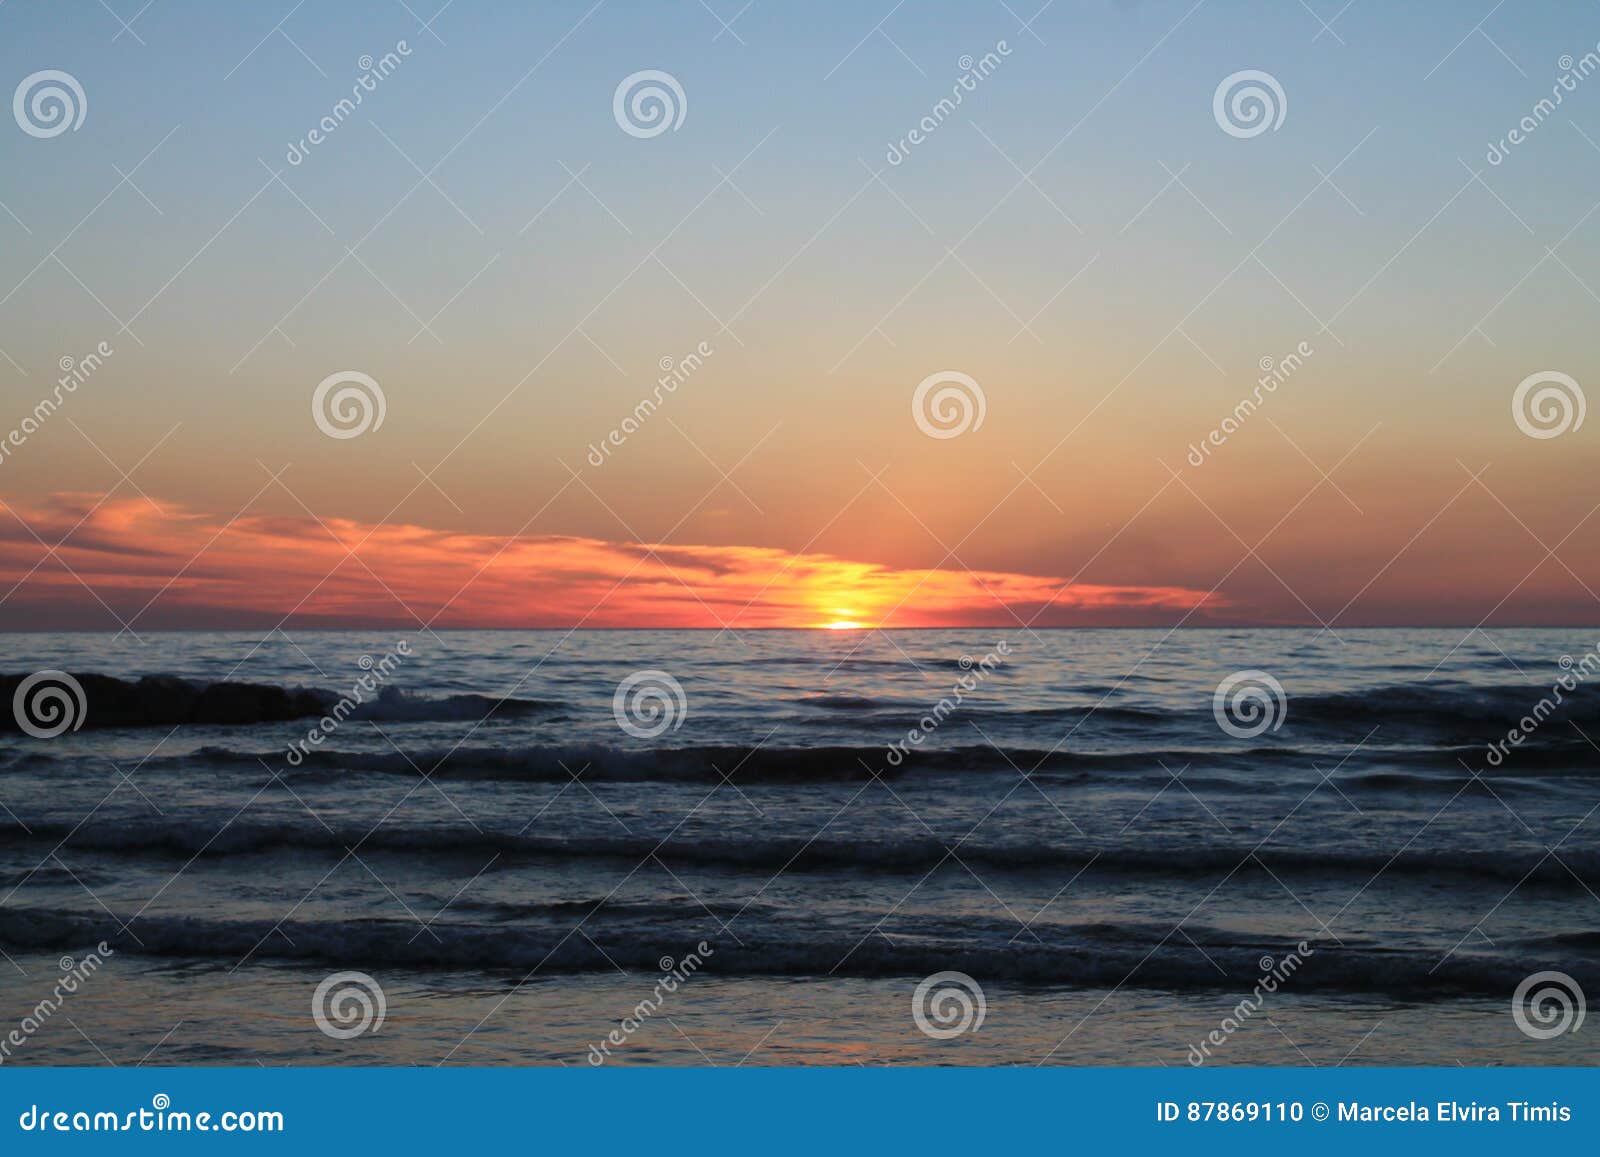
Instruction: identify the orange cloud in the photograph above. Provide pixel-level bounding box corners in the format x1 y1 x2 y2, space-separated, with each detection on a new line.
0 494 1224 630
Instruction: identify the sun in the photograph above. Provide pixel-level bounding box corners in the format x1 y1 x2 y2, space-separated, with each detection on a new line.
818 606 866 629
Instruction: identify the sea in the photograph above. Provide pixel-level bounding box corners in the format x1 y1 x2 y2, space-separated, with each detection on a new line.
1 627 1596 1066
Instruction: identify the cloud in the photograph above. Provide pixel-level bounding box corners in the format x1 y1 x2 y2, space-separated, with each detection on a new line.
0 494 1224 630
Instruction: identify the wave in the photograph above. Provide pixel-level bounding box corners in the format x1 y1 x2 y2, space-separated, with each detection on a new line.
351 687 563 723
10 736 1591 789
443 895 785 923
0 673 560 730
733 679 1597 739
778 678 1600 741
5 668 1595 743
796 694 903 710
1 907 1587 996
10 817 1596 887
1288 681 1600 734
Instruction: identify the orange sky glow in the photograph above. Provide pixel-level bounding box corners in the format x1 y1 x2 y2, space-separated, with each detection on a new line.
0 494 1223 631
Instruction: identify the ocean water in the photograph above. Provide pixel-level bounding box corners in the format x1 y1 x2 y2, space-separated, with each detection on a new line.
1 627 1597 1066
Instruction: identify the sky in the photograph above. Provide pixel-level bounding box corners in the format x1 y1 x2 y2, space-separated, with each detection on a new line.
1 0 1597 630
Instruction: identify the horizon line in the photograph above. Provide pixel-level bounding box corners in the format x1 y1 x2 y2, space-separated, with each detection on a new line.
2 623 1596 635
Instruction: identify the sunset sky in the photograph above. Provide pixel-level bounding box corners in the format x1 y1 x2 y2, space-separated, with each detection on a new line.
1 2 1597 629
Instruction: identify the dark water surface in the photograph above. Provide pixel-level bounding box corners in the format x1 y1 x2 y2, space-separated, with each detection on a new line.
2 628 1596 1065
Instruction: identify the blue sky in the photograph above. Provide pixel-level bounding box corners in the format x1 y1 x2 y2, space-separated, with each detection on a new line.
2 1 1598 627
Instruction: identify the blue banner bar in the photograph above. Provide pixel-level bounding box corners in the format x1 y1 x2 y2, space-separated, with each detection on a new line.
3 1068 1596 1153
